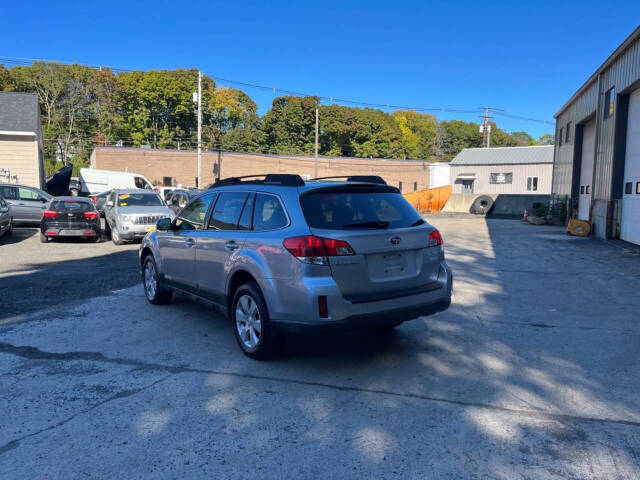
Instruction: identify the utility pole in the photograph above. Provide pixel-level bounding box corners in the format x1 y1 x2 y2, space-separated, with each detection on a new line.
480 107 493 148
314 108 319 177
197 70 202 188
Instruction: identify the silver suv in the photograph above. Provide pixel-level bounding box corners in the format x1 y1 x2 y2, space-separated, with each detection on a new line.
104 189 175 245
139 175 452 359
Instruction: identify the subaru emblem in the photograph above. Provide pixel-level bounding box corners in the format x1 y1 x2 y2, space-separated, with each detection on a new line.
390 236 401 245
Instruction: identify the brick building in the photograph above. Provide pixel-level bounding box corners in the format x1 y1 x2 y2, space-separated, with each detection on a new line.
89 147 431 193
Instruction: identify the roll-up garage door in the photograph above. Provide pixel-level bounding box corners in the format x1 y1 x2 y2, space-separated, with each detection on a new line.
621 89 640 245
578 119 596 221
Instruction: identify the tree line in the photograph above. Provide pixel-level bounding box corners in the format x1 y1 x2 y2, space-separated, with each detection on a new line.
0 62 553 174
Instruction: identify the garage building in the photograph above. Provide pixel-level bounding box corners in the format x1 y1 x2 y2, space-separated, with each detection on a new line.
450 145 554 195
552 26 640 245
0 92 45 189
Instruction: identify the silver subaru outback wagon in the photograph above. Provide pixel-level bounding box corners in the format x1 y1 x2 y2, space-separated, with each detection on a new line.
139 174 452 359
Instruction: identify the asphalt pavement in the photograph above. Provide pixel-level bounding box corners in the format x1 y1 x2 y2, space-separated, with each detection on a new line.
1 217 639 479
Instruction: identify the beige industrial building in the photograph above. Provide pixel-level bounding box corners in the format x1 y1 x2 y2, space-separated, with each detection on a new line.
0 92 45 189
449 145 554 195
552 26 640 245
89 147 431 193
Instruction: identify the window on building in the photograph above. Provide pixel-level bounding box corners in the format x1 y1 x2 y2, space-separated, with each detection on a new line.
566 122 571 143
558 127 564 145
489 173 513 184
625 182 632 195
580 186 585 194
604 87 615 119
637 182 640 195
526 177 539 192
586 185 590 195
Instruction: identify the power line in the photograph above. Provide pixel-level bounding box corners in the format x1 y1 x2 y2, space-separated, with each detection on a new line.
0 55 554 125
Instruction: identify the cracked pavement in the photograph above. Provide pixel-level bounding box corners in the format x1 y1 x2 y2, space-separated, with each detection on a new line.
1 217 639 479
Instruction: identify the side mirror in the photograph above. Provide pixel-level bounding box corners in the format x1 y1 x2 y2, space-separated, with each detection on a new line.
156 217 173 231
106 200 114 208
39 197 48 203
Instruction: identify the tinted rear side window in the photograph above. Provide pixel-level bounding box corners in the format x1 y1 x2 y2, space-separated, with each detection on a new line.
50 200 94 212
254 194 288 231
209 192 249 230
0 186 17 200
300 191 423 229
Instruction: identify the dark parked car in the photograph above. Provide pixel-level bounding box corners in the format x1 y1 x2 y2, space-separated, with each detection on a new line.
40 197 101 243
0 184 52 225
0 194 12 237
90 190 110 217
165 189 196 214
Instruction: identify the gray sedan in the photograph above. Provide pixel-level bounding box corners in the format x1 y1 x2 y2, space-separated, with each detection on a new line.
0 184 52 225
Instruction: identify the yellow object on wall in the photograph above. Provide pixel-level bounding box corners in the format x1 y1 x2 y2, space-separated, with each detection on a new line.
404 185 452 213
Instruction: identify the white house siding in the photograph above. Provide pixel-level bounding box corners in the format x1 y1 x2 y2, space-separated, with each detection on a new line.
0 134 41 188
450 163 553 195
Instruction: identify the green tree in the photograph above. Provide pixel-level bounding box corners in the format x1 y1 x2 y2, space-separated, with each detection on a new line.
392 110 437 159
262 96 320 154
116 69 199 148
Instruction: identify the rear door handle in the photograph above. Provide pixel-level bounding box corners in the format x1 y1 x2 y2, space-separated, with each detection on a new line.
225 240 239 251
185 238 195 248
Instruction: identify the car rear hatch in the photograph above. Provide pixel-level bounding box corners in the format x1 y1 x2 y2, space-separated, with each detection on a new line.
45 200 97 234
300 184 444 302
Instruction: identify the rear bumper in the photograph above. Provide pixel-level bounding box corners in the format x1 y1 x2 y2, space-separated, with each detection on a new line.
41 223 100 237
272 297 451 333
265 261 453 332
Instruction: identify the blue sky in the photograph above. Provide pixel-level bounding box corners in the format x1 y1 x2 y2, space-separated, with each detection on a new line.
2 1 639 138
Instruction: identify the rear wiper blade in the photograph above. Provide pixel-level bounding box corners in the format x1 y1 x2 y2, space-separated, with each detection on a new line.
343 221 390 229
410 219 425 226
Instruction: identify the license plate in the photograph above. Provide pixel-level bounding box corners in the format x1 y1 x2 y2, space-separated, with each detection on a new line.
383 253 404 268
145 226 156 232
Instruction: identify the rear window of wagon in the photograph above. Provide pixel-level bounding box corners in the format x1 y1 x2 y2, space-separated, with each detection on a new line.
300 189 423 229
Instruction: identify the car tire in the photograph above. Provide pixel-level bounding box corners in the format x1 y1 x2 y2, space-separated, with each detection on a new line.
232 282 277 360
39 232 48 243
111 226 124 245
470 196 494 215
142 255 172 305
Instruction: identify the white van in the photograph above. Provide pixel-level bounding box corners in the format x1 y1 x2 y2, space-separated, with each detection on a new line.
79 168 154 195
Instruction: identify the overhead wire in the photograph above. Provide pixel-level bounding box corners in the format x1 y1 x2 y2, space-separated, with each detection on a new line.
0 55 554 124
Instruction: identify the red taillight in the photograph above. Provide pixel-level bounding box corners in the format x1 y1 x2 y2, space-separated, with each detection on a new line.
428 229 443 247
322 237 355 256
83 211 99 219
283 235 355 264
43 210 58 218
83 231 96 236
318 296 328 318
90 196 98 203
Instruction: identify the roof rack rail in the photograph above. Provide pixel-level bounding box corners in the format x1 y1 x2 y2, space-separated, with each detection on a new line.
310 175 387 185
208 174 305 188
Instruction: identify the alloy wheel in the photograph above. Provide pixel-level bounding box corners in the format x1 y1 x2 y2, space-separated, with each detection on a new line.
235 294 262 349
144 260 157 299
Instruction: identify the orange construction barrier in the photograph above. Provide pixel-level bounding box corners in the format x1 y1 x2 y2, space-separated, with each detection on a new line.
404 185 452 213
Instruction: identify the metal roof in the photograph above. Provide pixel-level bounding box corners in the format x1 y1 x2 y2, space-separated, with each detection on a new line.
449 145 554 166
0 92 41 134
